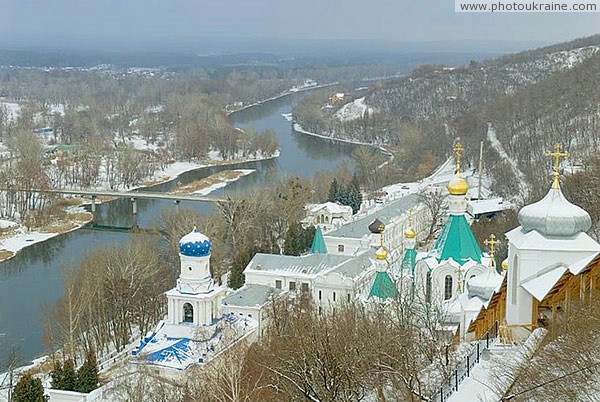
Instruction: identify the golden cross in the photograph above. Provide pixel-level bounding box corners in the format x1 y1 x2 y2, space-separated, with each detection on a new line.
378 224 385 248
546 143 569 189
408 207 413 225
484 234 499 259
453 141 464 174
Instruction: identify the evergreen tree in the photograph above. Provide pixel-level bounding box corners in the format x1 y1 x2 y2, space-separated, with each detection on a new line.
228 246 255 289
50 360 64 390
13 372 45 402
348 174 363 214
327 178 340 202
75 349 99 393
62 359 77 391
303 225 316 252
284 224 315 256
284 222 303 256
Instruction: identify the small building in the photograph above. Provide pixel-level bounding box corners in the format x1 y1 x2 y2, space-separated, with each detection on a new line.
467 197 512 219
303 202 353 229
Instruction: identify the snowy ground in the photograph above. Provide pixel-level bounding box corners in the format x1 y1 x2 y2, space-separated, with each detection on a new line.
0 101 21 122
226 82 338 115
486 124 529 200
193 169 255 196
334 97 374 122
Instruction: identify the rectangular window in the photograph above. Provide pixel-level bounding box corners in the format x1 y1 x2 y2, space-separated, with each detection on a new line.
301 283 309 293
289 281 296 291
275 280 282 289
319 290 322 300
338 244 345 252
333 291 336 302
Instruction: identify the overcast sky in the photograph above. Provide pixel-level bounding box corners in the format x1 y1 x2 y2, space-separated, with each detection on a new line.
1 0 599 50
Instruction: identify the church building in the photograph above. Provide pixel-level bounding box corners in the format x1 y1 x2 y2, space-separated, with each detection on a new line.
468 144 600 339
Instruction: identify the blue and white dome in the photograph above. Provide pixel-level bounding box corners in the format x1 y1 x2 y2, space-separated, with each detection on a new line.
179 227 212 257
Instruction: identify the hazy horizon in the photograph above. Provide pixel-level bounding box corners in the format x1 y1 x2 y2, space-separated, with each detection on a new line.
1 0 598 53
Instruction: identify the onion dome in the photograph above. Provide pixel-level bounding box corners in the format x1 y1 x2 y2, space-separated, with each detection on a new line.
375 246 388 261
368 218 385 234
404 226 416 239
517 186 591 237
447 174 469 196
467 268 503 302
179 227 212 257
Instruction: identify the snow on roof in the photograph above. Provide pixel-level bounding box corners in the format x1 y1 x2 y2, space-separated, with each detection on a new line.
506 226 600 252
467 197 511 216
222 284 283 308
569 252 600 275
327 193 418 239
307 202 352 215
521 265 567 302
134 315 256 371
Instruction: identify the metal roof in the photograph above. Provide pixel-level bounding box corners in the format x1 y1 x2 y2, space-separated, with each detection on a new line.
222 284 283 307
327 194 419 239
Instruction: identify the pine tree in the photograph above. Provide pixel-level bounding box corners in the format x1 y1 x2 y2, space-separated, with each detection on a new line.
13 372 45 402
327 178 340 202
75 349 99 393
284 222 302 256
62 359 77 391
50 360 64 390
303 225 316 252
348 174 363 214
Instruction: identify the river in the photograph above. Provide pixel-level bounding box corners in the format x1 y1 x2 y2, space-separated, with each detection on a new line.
0 91 360 364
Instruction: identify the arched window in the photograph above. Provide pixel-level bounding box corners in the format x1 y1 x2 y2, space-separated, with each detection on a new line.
444 275 453 300
333 292 336 302
183 303 193 323
320 214 324 224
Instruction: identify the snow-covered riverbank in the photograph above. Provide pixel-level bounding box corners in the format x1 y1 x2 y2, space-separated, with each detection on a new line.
0 152 278 263
225 82 338 116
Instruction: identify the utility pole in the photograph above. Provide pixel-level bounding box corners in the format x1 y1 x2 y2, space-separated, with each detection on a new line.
478 140 484 200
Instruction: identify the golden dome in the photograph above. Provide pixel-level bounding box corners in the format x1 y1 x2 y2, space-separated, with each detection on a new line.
447 174 469 195
375 246 388 261
404 227 416 239
502 260 509 270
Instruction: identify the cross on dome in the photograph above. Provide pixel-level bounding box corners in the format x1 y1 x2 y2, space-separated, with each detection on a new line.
484 234 500 268
453 141 464 174
375 224 388 261
546 143 569 189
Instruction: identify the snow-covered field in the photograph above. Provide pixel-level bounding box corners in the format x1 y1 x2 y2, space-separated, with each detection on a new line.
0 100 22 122
334 97 374 122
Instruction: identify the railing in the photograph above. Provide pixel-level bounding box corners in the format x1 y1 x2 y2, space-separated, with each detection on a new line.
432 321 499 402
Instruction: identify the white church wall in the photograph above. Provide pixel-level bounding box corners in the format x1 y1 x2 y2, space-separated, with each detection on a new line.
323 236 363 255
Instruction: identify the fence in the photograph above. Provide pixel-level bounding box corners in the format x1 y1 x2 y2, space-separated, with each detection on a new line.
432 321 499 402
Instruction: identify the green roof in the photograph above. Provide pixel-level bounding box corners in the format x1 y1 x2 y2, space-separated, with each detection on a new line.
402 248 417 274
368 271 399 300
311 227 328 254
432 214 482 264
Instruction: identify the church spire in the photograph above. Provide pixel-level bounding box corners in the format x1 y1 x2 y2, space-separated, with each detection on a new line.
310 226 328 254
